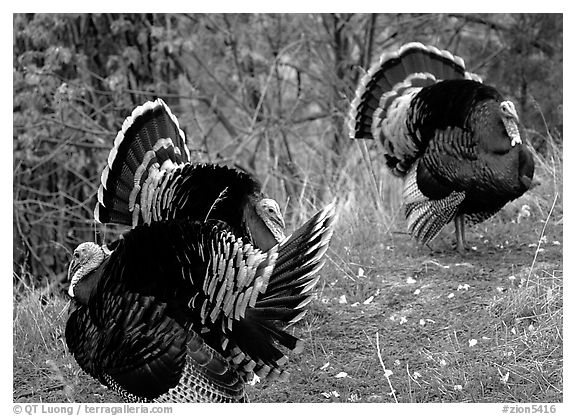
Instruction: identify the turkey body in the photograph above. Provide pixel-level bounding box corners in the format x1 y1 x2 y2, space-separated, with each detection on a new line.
94 98 285 251
66 203 336 402
349 43 535 251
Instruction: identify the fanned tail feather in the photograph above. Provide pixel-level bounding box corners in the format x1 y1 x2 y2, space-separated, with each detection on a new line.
95 99 190 226
348 42 480 176
225 202 336 380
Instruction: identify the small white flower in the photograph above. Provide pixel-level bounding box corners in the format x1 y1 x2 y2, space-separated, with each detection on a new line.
439 359 447 367
394 359 401 366
553 241 561 245
468 339 478 347
511 327 517 335
399 316 408 324
414 288 421 295
406 276 417 284
413 371 422 379
419 319 426 326
508 275 516 281
448 293 455 299
383 369 393 378
358 267 365 277
338 295 347 304
454 385 463 391
457 284 470 291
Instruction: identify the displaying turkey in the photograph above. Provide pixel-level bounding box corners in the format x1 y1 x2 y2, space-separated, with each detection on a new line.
348 42 535 252
66 202 336 402
94 98 285 251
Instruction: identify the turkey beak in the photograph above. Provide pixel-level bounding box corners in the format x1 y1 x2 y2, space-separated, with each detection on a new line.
500 101 519 124
275 214 286 232
67 255 82 289
68 258 78 282
67 259 79 298
268 212 286 242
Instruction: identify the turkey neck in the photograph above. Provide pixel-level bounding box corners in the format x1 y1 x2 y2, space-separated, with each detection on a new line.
242 203 279 252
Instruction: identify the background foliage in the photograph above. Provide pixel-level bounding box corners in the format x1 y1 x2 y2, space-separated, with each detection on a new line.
13 13 563 288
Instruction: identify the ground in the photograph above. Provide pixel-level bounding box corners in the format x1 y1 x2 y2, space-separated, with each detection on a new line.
13 191 563 403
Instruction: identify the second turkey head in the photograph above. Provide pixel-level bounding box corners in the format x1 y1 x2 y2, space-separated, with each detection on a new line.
243 195 286 251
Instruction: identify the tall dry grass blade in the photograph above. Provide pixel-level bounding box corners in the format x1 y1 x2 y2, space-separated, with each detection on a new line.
528 192 559 282
356 140 383 214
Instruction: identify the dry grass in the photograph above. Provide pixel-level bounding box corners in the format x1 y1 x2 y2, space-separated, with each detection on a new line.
12 131 563 403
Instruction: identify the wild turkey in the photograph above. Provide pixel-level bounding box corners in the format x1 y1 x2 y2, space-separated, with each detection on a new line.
94 98 285 251
65 202 336 402
348 42 535 252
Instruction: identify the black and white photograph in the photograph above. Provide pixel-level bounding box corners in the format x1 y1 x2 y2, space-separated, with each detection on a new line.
12 11 564 410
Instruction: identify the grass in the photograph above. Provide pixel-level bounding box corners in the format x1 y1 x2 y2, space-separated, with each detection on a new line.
12 140 563 403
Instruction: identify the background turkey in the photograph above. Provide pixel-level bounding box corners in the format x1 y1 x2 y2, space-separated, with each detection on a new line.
65 202 336 402
94 98 285 251
348 42 535 252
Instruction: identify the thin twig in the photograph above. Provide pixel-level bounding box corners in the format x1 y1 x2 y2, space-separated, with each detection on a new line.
375 331 398 403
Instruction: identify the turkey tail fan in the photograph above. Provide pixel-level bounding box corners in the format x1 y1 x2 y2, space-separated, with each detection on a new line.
95 98 190 226
227 201 337 379
349 42 472 142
